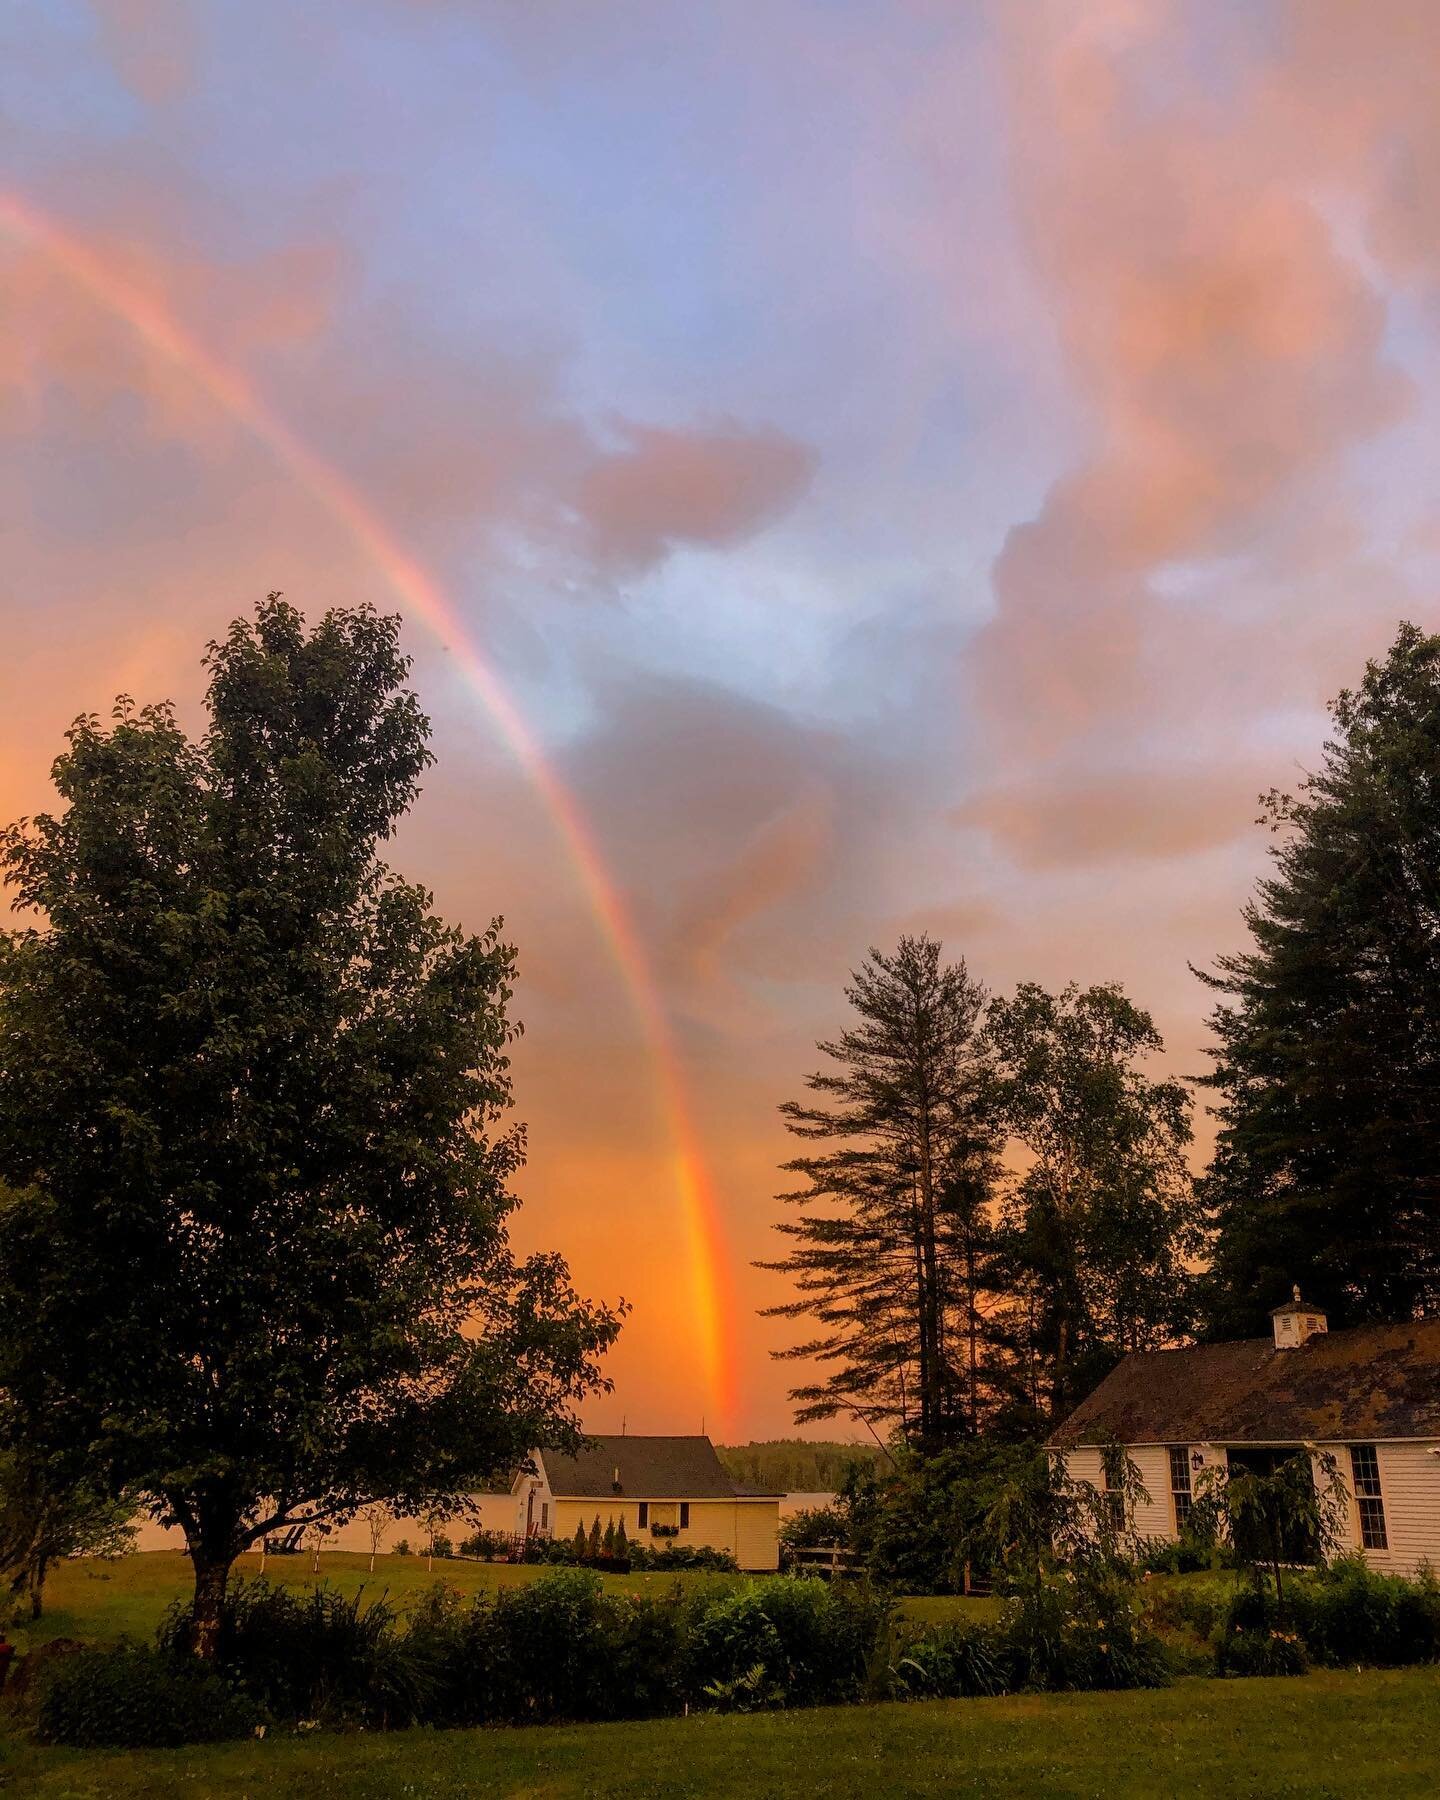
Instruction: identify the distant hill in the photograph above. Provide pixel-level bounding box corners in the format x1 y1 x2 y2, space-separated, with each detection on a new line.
717 1439 885 1493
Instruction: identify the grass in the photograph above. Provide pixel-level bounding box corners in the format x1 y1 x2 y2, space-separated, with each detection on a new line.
21 1551 994 1650
18 1551 748 1649
2 1669 1437 1796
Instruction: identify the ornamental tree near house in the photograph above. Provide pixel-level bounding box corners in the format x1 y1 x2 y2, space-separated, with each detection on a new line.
0 597 621 1655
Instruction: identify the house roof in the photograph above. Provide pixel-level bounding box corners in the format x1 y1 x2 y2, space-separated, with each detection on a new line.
1048 1318 1440 1448
536 1435 779 1500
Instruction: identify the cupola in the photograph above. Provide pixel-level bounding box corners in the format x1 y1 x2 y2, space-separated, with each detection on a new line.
1271 1285 1327 1349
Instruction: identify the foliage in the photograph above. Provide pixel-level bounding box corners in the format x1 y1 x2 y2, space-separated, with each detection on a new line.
1199 622 1440 1332
457 1529 513 1561
1190 1451 1348 1624
158 1576 427 1727
685 1590 786 1708
778 1503 852 1566
0 597 621 1652
846 1441 1034 1594
1212 1621 1309 1678
759 936 1004 1447
985 983 1200 1425
34 1642 260 1747
0 1442 136 1623
717 1440 886 1494
1293 1559 1440 1668
630 1542 738 1573
887 1619 1006 1699
732 1576 891 1706
1217 1558 1440 1672
11 1664 1440 1795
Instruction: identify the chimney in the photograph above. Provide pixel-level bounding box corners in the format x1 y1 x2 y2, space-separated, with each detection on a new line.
612 1465 622 1493
1270 1284 1328 1349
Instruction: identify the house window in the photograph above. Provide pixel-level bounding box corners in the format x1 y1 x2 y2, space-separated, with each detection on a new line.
1168 1447 1193 1533
540 1503 549 1531
1350 1446 1388 1551
679 1502 690 1530
1101 1445 1125 1531
637 1502 649 1529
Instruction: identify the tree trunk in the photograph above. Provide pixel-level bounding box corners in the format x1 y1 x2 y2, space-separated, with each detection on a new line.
26 1557 46 1621
189 1555 232 1660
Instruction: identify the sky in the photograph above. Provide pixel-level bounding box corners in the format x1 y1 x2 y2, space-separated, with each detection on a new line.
6 0 1440 1442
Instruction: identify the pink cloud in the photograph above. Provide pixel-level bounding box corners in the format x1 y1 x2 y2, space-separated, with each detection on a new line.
577 421 817 574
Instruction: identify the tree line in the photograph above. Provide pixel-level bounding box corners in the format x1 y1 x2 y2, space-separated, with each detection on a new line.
761 623 1440 1445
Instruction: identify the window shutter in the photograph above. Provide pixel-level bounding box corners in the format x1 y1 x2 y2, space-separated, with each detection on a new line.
680 1502 690 1529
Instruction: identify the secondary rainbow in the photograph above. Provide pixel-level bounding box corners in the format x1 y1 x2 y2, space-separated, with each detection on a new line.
0 191 736 1425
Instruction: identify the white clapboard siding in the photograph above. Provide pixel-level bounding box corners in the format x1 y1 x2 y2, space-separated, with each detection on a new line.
1372 1442 1440 1578
1128 1444 1175 1540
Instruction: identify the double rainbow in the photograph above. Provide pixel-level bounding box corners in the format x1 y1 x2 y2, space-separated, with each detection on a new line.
1 193 736 1427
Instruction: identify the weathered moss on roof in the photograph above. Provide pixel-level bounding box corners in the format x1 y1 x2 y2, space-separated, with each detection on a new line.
1049 1318 1440 1447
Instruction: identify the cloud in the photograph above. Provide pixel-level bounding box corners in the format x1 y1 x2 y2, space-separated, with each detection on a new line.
957 764 1265 870
973 2 1408 759
577 421 817 575
89 0 198 105
668 786 834 994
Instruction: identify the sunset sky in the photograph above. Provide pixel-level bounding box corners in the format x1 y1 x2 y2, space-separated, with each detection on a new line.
7 1 1440 1441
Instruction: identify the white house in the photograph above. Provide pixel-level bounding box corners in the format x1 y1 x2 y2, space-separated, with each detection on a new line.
1049 1292 1440 1577
512 1434 782 1571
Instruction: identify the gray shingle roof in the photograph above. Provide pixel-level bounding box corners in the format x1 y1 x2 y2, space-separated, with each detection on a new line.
1048 1318 1440 1448
537 1435 777 1499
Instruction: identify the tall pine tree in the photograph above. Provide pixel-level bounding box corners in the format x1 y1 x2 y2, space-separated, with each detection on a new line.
758 937 1002 1448
1200 622 1440 1335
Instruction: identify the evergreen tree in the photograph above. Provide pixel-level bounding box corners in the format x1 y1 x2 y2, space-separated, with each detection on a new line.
588 1516 602 1559
0 598 620 1654
573 1520 588 1560
758 937 1003 1447
602 1518 617 1557
986 982 1198 1424
615 1516 629 1560
1200 623 1440 1333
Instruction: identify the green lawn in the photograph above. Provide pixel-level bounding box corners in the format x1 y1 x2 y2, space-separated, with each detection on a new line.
21 1551 990 1650
1 1669 1436 1797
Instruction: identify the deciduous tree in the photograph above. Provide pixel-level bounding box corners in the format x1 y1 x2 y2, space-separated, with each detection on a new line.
0 597 620 1654
986 983 1198 1424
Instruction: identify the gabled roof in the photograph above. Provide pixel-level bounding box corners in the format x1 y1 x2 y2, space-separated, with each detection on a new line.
536 1434 778 1500
1049 1317 1440 1448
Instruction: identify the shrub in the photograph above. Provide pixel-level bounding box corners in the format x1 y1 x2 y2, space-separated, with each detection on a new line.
888 1621 1006 1699
35 1643 259 1748
1287 1558 1440 1668
1135 1534 1229 1576
1213 1624 1309 1678
629 1541 739 1573
391 1538 411 1557
158 1577 426 1727
739 1577 890 1706
490 1568 617 1722
457 1528 512 1561
685 1590 786 1708
1141 1575 1228 1640
1000 1565 1170 1693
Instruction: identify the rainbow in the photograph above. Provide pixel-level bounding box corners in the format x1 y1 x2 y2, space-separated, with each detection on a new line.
0 192 737 1426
